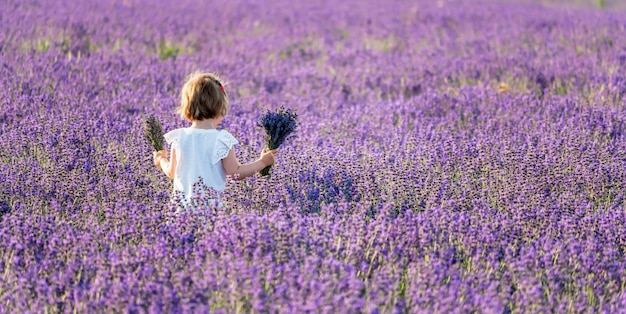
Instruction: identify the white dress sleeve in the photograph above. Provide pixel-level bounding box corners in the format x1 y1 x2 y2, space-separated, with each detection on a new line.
163 129 181 150
212 130 239 164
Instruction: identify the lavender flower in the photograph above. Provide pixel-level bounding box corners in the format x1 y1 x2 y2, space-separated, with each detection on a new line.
258 106 298 176
141 114 164 152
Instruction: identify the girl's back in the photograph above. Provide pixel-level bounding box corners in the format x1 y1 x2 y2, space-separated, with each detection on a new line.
164 127 238 201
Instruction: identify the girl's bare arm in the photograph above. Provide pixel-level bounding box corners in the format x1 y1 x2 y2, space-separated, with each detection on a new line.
221 147 276 180
154 147 177 179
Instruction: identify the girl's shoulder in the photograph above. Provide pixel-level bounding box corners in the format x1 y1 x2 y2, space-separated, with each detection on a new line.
217 129 236 137
163 128 185 143
212 129 239 163
164 128 199 147
216 129 238 144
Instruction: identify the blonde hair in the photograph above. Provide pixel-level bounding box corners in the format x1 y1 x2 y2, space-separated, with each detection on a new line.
176 71 229 121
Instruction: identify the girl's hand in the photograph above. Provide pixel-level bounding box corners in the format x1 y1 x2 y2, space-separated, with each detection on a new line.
153 150 167 168
259 147 278 167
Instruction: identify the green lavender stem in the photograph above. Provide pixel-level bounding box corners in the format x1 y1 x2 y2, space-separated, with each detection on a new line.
259 142 275 177
259 165 272 176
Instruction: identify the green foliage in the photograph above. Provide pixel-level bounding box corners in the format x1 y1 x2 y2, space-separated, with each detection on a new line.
156 38 192 60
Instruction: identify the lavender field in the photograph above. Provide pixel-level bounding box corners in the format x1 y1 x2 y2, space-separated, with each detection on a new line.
2 0 626 312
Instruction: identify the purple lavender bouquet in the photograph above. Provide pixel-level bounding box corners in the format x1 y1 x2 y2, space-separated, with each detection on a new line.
141 114 165 152
258 106 298 176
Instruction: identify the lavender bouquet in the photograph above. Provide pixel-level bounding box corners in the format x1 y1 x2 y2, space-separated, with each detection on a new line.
258 106 298 176
141 114 165 152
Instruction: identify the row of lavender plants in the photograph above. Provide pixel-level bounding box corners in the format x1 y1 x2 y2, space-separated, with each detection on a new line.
1 0 626 312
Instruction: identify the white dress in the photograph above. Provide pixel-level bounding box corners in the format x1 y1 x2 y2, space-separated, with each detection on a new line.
163 127 239 207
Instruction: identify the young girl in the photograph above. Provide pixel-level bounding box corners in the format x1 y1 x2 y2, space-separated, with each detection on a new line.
152 71 277 208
